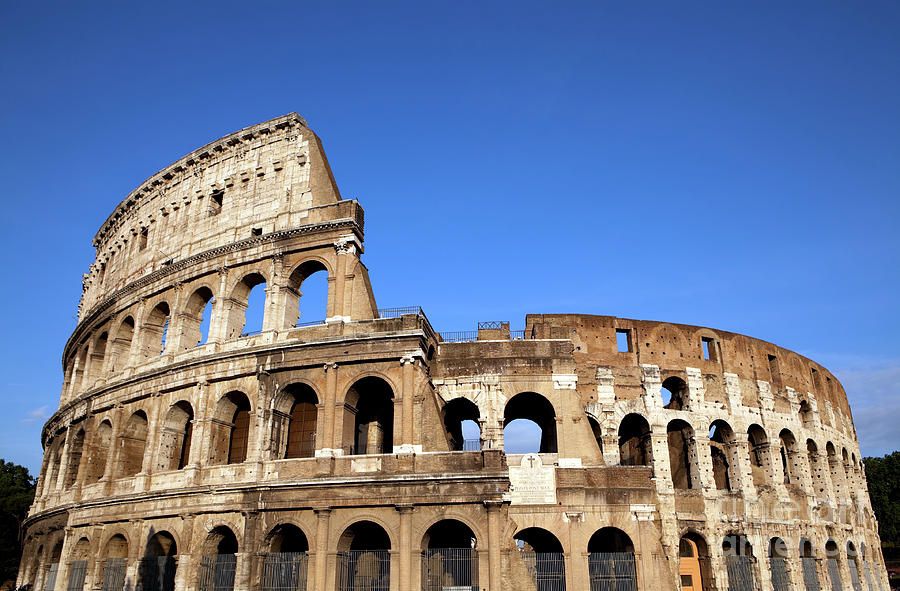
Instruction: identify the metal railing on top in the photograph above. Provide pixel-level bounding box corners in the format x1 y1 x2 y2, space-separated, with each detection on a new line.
377 306 423 319
296 319 326 327
440 331 479 343
477 321 507 329
240 329 263 337
462 439 481 451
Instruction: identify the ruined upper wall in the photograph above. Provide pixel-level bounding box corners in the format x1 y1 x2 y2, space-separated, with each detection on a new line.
80 113 342 321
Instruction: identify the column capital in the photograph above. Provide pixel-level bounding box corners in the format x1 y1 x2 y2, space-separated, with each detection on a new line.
394 503 415 514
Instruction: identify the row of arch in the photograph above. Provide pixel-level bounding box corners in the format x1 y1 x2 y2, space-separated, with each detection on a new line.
63 261 330 400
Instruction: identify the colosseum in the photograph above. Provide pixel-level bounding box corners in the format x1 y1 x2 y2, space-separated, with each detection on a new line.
17 113 888 591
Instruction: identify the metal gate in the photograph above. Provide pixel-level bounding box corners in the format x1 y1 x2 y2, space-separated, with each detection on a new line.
587 552 637 591
337 550 390 591
422 548 478 591
66 561 87 591
262 552 308 591
43 563 59 591
138 556 177 591
849 560 862 591
864 562 874 591
769 557 789 591
725 555 758 591
803 557 821 591
826 558 843 591
102 558 127 591
520 552 565 591
198 554 237 591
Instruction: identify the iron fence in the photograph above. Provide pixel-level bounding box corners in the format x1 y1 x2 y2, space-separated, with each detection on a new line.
440 331 478 343
520 551 566 591
421 548 478 591
769 557 790 591
588 552 637 591
477 321 507 329
241 329 263 337
337 550 390 591
803 557 821 591
510 330 526 340
43 563 58 591
864 562 874 591
849 560 862 591
138 556 177 591
66 561 87 591
378 307 423 319
101 558 127 591
262 552 308 591
725 556 758 591
199 554 237 591
296 319 325 327
462 439 481 451
826 558 843 591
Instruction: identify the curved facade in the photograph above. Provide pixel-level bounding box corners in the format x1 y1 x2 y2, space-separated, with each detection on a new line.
19 114 888 591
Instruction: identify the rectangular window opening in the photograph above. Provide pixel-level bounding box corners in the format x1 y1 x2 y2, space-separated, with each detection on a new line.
701 336 717 361
251 227 262 236
208 189 224 216
616 329 631 353
768 354 781 386
138 227 148 251
811 368 821 392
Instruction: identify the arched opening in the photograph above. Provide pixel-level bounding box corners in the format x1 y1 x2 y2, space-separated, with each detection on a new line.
44 435 65 494
116 411 148 478
287 261 329 327
343 377 394 455
102 534 129 591
661 376 687 410
263 524 309 591
807 439 828 497
514 527 565 591
277 384 319 459
825 540 842 591
140 531 177 591
748 424 771 487
141 302 171 358
67 537 91 591
722 534 757 591
210 392 252 465
800 538 821 591
109 317 134 373
847 541 862 591
618 413 651 466
667 419 698 490
842 448 854 494
157 402 194 471
336 521 390 591
799 400 814 427
227 273 267 338
709 420 736 491
181 287 215 349
680 533 711 591
587 528 637 589
442 398 481 451
779 429 800 485
87 421 112 482
422 520 478 591
63 428 85 488
587 416 605 464
503 392 557 454
199 527 238 591
769 537 790 591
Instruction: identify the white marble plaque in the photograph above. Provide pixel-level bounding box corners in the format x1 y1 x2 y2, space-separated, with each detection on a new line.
509 454 556 505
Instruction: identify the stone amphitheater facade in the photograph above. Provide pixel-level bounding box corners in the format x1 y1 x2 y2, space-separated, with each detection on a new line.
18 113 888 591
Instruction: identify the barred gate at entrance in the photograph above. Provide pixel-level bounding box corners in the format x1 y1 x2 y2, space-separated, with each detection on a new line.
515 527 566 591
198 527 239 591
723 535 757 591
262 524 309 591
337 521 391 591
140 531 178 591
422 519 478 591
587 527 638 591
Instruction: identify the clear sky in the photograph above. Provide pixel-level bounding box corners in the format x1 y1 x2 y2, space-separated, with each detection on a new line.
1 1 898 475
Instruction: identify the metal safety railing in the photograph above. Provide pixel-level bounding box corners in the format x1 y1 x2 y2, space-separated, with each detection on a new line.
262 552 309 591
296 319 325 327
803 558 822 591
440 331 479 343
827 558 842 591
588 552 637 591
138 556 177 591
510 330 526 340
520 552 566 591
725 556 758 591
769 557 790 591
338 550 390 591
44 563 59 591
101 558 128 591
421 548 479 591
66 561 87 591
378 307 423 319
462 439 481 451
199 554 237 591
477 321 506 329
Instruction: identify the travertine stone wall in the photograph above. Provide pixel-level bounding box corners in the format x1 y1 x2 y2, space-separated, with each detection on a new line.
19 115 887 591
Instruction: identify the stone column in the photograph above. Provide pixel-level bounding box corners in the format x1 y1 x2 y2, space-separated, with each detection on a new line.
138 396 163 489
396 353 419 453
54 428 75 492
313 508 331 591
485 502 503 591
102 407 125 494
208 268 230 344
318 363 339 454
396 505 413 591
330 241 349 322
173 515 195 591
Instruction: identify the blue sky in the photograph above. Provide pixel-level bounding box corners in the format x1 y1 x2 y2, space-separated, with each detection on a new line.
1 1 898 475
